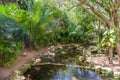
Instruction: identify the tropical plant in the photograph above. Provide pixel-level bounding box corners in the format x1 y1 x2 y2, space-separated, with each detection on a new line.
0 14 24 66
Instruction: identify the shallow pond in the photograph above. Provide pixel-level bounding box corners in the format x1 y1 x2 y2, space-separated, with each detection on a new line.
24 45 114 80
24 64 103 80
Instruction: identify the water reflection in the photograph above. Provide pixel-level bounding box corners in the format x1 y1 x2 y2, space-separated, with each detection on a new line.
25 65 103 80
53 66 102 80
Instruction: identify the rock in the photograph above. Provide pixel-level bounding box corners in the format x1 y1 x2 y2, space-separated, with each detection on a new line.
102 67 112 71
77 46 83 51
114 72 120 75
47 45 55 52
21 52 27 57
95 54 105 57
48 52 55 58
47 52 55 61
57 46 63 50
12 70 26 80
79 56 86 62
35 58 41 63
25 74 31 80
95 65 102 69
72 77 78 80
14 70 20 74
20 76 25 80
61 51 67 55
33 58 41 65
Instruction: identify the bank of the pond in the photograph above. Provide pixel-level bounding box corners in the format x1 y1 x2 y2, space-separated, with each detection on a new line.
87 54 120 80
22 45 120 80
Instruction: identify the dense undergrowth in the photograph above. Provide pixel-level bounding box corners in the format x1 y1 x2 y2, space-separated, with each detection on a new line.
0 0 98 67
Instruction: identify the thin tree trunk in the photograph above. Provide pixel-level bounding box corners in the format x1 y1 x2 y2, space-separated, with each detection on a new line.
116 42 120 64
112 5 120 64
108 46 113 64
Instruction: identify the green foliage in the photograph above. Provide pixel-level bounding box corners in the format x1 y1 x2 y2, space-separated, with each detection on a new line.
0 1 97 47
0 14 24 66
0 0 100 66
99 27 118 48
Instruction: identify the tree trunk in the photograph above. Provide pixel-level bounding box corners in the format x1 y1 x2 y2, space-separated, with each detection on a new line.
112 5 120 64
108 46 113 64
116 42 120 64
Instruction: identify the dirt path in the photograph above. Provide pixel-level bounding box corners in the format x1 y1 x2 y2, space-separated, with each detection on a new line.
0 47 47 80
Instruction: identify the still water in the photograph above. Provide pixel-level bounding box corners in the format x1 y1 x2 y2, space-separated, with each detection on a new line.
24 64 103 80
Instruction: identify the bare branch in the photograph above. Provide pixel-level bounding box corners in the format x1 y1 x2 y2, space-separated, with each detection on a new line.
78 0 110 27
